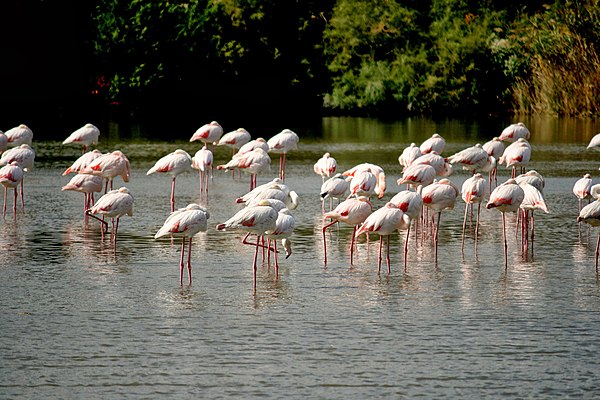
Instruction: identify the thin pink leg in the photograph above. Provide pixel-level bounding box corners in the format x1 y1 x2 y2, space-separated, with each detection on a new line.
13 187 18 216
435 212 441 262
253 236 260 290
20 180 24 209
322 220 337 265
502 212 508 270
595 233 600 273
350 226 357 265
386 235 391 274
187 237 193 285
404 226 410 272
3 187 7 216
170 177 176 212
179 237 185 285
274 240 279 277
475 203 481 253
461 201 469 254
377 235 383 274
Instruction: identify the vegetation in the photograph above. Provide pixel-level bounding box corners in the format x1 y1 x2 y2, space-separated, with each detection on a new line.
90 0 600 117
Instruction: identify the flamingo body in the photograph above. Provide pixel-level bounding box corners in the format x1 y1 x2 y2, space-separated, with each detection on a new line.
63 123 100 151
190 121 223 145
63 149 104 175
314 152 337 178
420 133 446 154
499 122 530 142
398 143 422 168
217 128 251 149
0 144 35 171
398 164 436 188
5 124 33 147
0 131 7 153
447 144 491 173
342 163 386 198
320 173 350 201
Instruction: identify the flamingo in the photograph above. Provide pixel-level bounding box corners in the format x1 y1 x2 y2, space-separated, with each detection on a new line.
0 162 24 216
217 148 271 190
348 170 377 198
515 170 545 193
4 124 33 147
577 198 600 272
242 185 299 211
586 133 600 150
421 178 459 262
0 144 35 209
86 187 134 248
0 131 7 153
147 149 193 212
62 174 103 222
499 138 531 178
482 137 505 186
518 182 550 256
486 179 525 269
397 163 436 189
236 137 269 157
320 173 350 212
191 146 213 195
355 202 411 274
420 133 446 155
499 122 530 142
267 129 299 180
342 163 386 199
190 121 223 148
314 152 337 181
460 173 489 252
447 144 492 175
411 152 452 177
264 208 295 274
217 128 251 153
63 123 100 153
62 149 104 175
236 178 289 203
398 143 422 169
154 203 209 285
389 188 423 271
216 200 278 289
80 150 131 193
322 196 372 265
573 174 593 218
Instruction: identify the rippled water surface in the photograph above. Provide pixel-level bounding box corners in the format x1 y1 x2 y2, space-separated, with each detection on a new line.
2 117 600 398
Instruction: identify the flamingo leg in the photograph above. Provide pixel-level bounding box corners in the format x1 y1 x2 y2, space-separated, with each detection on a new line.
199 171 203 195
595 233 600 273
171 177 176 212
274 240 279 277
3 187 7 216
187 237 193 285
20 179 24 209
502 212 508 270
435 212 441 262
322 220 337 265
475 203 481 253
377 235 383 274
13 187 18 216
85 210 109 234
461 201 469 254
386 235 391 274
253 235 260 290
179 237 185 286
350 225 357 265
267 239 272 267
404 225 410 272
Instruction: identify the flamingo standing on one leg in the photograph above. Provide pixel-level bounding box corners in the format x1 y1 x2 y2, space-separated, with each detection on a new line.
217 148 271 191
264 208 295 276
4 124 33 147
499 122 531 142
460 173 489 253
342 163 387 199
398 143 422 170
518 182 550 257
0 162 24 217
80 150 130 193
86 187 134 251
573 173 593 219
420 133 446 155
447 144 492 175
397 163 436 190
147 149 193 212
62 174 103 223
190 121 223 148
486 179 525 269
217 128 251 178
421 179 459 262
0 144 35 209
155 203 209 285
216 200 278 290
577 198 600 272
322 196 372 265
355 202 411 274
62 123 100 153
499 138 531 178
267 129 299 181
482 137 505 186
191 145 213 196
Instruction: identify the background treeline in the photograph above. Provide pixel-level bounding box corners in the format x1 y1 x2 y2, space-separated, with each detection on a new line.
3 0 599 121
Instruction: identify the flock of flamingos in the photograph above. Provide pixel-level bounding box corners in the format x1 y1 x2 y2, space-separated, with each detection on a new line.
1 121 600 289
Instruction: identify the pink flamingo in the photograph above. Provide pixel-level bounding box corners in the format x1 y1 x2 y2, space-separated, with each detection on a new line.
4 124 33 147
486 179 525 269
398 143 422 169
190 121 223 147
191 146 213 196
264 208 295 274
499 122 530 142
422 178 459 262
419 133 446 155
155 203 209 285
355 202 411 274
216 200 278 290
460 173 489 252
577 198 600 272
86 187 134 249
217 127 251 159
389 188 423 270
267 129 299 180
63 149 104 175
586 133 600 149
322 196 372 265
80 150 130 193
482 137 505 186
518 182 549 256
342 163 386 199
447 144 492 174
314 152 337 182
573 174 593 225
0 162 24 216
320 173 349 212
217 148 271 190
397 163 436 189
348 170 377 198
62 174 103 222
147 149 192 212
0 144 35 209
236 138 269 157
411 152 452 177
63 123 100 153
0 131 7 153
499 138 531 178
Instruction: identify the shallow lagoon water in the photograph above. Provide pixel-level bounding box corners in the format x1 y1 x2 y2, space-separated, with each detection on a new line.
2 117 600 398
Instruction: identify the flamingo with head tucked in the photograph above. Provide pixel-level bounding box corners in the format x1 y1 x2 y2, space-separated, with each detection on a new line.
421 178 459 262
63 123 100 153
267 129 299 180
0 144 35 209
191 146 213 196
389 188 423 270
80 150 130 193
577 197 600 272
4 124 33 147
314 152 337 182
62 174 103 222
420 133 446 155
86 187 134 249
499 122 530 142
0 131 7 154
460 173 489 252
0 162 24 216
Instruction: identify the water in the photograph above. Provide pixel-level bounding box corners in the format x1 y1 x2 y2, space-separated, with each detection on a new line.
2 116 600 398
